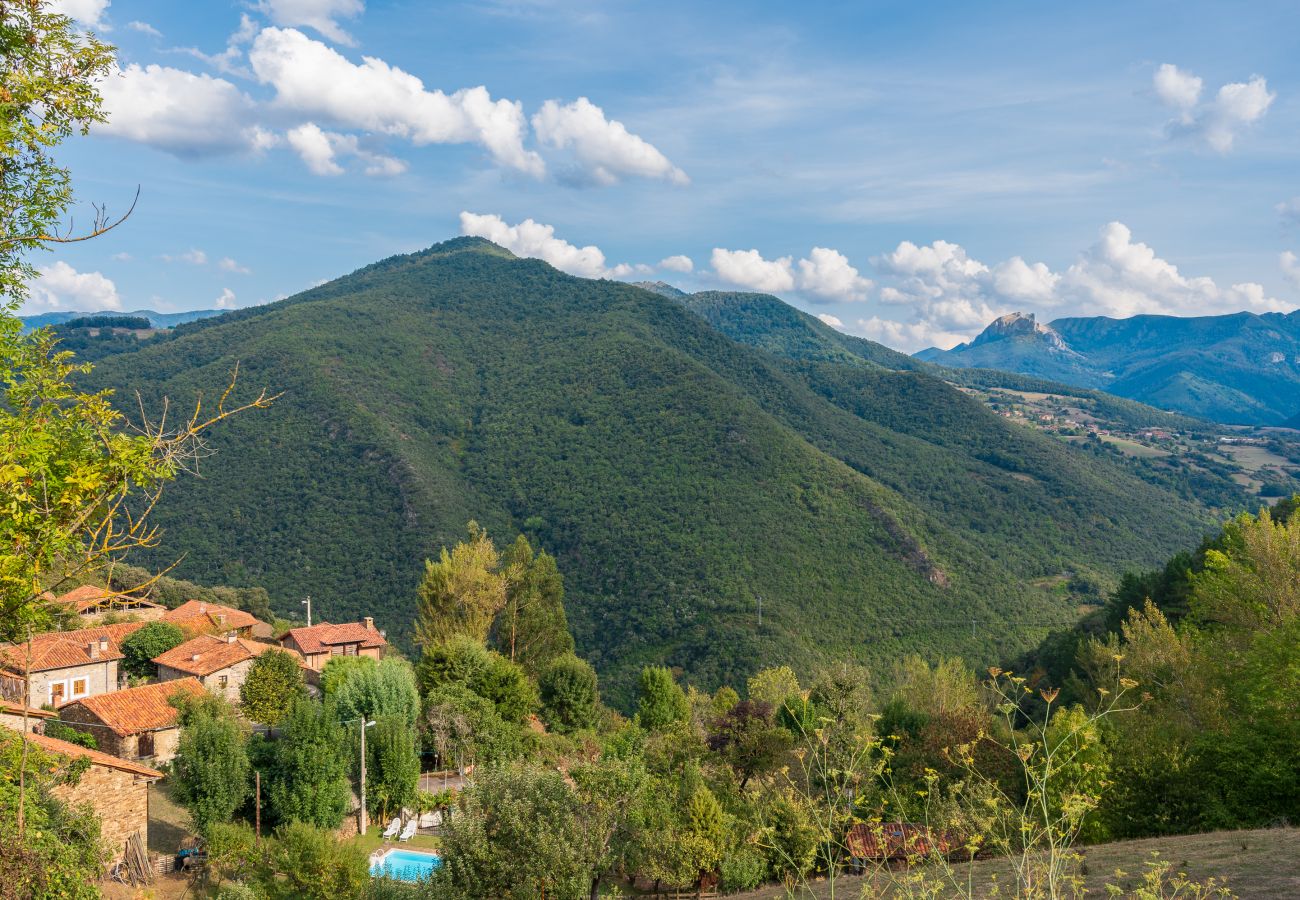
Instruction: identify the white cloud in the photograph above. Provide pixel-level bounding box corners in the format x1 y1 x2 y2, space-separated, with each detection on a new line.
161 248 208 265
1277 197 1300 225
48 0 110 28
1282 252 1300 290
286 122 407 177
532 97 687 186
219 257 252 275
816 313 844 328
710 248 795 293
250 27 543 176
1153 63 1202 112
256 0 365 45
98 63 265 157
111 252 132 262
214 288 238 309
867 222 1290 350
459 211 639 279
126 20 161 38
796 247 872 302
659 255 694 273
1155 64 1275 153
27 262 121 312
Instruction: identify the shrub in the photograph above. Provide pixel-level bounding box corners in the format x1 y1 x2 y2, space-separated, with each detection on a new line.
719 846 767 893
539 654 599 734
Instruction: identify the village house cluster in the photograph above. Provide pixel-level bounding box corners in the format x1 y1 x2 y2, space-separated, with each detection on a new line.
0 585 387 867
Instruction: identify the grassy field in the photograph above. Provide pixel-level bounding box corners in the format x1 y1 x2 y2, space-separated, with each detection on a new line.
733 827 1300 898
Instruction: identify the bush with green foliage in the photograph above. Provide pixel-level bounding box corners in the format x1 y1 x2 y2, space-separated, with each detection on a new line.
421 682 523 768
267 698 352 829
119 620 186 679
239 648 306 725
331 656 420 730
539 654 599 734
636 666 689 731
365 715 420 822
417 636 537 724
171 693 251 834
42 719 97 749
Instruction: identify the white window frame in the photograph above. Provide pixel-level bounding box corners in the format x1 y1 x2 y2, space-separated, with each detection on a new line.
48 679 67 705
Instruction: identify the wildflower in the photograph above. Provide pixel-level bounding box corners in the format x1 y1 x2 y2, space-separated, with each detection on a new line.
1040 687 1060 704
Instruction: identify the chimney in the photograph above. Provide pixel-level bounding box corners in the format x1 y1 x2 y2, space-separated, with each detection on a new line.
191 653 201 662
364 617 374 631
216 613 226 625
88 642 99 660
99 637 109 652
226 631 238 643
199 603 206 613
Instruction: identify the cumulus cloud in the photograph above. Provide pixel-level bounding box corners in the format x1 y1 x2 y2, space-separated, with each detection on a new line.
98 63 270 157
866 221 1290 351
659 255 693 273
710 249 795 293
532 98 687 186
48 0 110 28
1155 64 1275 153
250 27 543 176
214 288 238 309
257 0 364 45
1283 252 1300 290
285 122 407 177
796 247 872 301
219 257 252 275
816 313 844 328
459 212 643 279
27 262 121 312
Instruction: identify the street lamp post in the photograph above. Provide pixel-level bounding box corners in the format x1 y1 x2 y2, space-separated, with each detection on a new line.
358 718 376 835
301 595 312 627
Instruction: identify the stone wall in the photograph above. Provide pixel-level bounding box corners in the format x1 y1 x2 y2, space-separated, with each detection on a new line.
29 659 118 706
51 763 149 865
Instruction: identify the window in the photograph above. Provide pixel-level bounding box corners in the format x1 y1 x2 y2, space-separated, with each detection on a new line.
217 675 229 689
344 643 357 656
138 732 155 759
48 681 66 705
330 645 343 655
70 677 89 699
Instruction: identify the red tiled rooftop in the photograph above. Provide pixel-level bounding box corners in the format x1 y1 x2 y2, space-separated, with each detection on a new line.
0 623 143 674
280 620 387 655
56 584 164 614
153 633 301 677
61 677 205 735
1 725 163 779
163 599 260 635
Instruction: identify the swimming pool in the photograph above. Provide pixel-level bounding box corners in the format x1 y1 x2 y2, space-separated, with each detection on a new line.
370 848 442 882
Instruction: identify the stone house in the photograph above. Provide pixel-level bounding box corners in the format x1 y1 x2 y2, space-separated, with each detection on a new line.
9 726 163 866
57 584 166 625
153 633 303 702
0 699 55 733
279 618 388 673
58 677 205 764
162 599 264 639
0 623 143 707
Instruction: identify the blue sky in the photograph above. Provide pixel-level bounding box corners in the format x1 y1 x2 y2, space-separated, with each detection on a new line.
35 0 1300 350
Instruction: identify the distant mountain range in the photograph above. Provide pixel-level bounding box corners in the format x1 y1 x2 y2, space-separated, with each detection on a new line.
74 240 1222 703
21 309 224 330
916 310 1300 425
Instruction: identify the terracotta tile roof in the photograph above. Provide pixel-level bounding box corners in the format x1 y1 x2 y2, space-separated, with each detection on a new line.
281 621 387 655
60 677 205 735
845 823 960 861
0 623 140 674
163 600 261 636
153 634 300 677
0 701 56 719
2 725 163 779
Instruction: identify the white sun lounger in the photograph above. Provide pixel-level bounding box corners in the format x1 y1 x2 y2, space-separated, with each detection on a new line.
398 819 418 842
381 818 401 840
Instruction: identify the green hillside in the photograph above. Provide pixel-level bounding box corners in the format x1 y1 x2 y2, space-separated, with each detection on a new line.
86 239 1216 703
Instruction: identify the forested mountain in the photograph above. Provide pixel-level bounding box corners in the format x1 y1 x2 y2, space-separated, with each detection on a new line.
917 310 1300 425
85 238 1219 703
21 308 223 330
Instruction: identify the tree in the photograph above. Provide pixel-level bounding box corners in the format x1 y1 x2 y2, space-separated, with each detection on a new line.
422 682 522 769
494 535 574 676
706 699 793 790
240 649 306 726
267 698 351 829
636 666 689 731
539 654 599 734
365 715 419 822
571 755 647 900
330 656 420 730
0 730 103 900
320 655 376 698
414 522 506 647
417 636 537 724
119 620 186 679
436 763 588 899
171 693 251 834
746 665 801 708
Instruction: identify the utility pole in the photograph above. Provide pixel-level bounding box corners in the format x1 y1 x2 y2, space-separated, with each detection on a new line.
255 771 261 840
358 719 375 835
301 595 312 627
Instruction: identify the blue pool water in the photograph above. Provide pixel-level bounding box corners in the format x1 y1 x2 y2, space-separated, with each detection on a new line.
370 849 442 882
